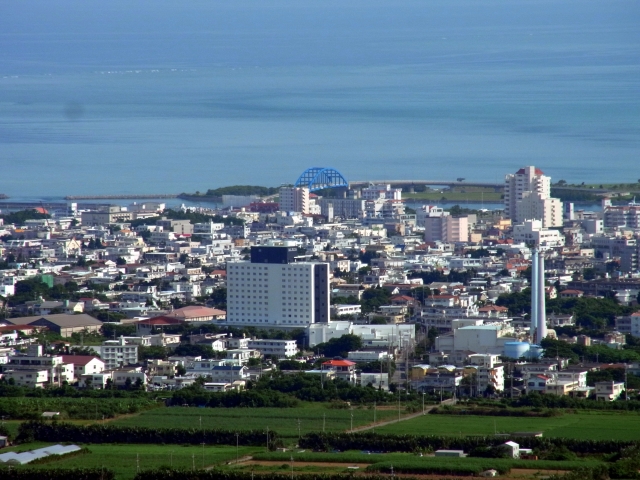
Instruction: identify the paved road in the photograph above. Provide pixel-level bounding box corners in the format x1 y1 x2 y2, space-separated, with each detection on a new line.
350 398 456 433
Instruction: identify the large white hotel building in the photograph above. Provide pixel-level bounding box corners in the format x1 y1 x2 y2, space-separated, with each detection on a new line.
226 244 330 327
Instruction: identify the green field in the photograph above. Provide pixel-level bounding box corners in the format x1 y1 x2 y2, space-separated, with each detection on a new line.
250 451 604 474
375 412 640 440
109 405 398 438
10 444 259 480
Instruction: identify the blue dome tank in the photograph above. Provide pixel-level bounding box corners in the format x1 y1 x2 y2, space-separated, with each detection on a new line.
503 341 530 359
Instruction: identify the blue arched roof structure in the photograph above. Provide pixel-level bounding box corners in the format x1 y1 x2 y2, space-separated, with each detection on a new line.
294 167 348 192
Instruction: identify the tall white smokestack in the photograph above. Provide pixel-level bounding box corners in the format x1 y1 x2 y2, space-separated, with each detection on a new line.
537 251 547 342
530 248 538 342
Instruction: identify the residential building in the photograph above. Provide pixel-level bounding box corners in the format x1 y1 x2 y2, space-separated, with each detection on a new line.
362 184 402 201
322 359 357 384
279 187 310 214
347 350 390 363
226 244 330 327
94 337 139 369
318 198 366 219
156 218 194 234
419 206 469 243
4 346 74 387
477 365 504 393
414 370 463 394
331 304 362 317
595 380 625 401
60 355 105 381
111 368 147 389
210 365 250 383
603 204 640 229
615 312 640 337
504 166 563 228
225 348 261 364
512 220 565 248
247 339 298 359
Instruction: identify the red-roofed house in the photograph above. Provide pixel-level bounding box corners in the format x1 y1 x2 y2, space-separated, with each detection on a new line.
134 316 184 335
61 355 105 381
322 359 357 384
391 295 420 308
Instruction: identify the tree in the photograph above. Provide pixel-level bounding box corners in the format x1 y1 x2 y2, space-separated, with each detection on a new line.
116 257 127 266
174 343 217 358
138 346 169 361
361 287 392 313
209 287 227 309
314 334 362 358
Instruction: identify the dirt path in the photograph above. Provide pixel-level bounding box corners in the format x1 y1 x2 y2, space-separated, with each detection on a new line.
244 460 371 468
350 398 455 433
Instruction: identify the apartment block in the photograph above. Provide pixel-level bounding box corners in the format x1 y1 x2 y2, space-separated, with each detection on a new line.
504 166 563 228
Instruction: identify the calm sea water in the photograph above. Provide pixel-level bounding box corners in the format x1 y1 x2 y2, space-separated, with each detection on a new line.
0 0 639 199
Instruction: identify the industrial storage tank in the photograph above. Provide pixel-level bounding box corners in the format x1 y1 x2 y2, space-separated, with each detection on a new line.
503 341 530 359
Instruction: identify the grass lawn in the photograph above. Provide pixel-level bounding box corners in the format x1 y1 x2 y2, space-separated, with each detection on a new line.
404 188 501 203
375 411 640 440
13 444 259 480
109 405 398 438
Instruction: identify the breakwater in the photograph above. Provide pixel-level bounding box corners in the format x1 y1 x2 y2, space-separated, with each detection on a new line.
64 194 179 200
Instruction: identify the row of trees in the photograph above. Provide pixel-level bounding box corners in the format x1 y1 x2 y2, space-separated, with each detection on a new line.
299 431 637 455
495 289 638 329
1 468 114 480
128 208 244 229
17 421 280 447
540 337 640 365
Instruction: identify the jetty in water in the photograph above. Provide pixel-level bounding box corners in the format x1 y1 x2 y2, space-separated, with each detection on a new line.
64 194 179 200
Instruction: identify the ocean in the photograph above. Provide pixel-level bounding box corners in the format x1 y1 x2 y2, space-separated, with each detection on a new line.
0 0 639 200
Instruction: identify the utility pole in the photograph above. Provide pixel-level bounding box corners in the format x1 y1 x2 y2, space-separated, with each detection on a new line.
350 410 353 432
373 402 376 431
236 433 240 464
322 414 325 433
510 363 513 399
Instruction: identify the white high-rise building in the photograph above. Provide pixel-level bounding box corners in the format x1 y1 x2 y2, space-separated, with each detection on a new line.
504 166 563 228
227 244 330 327
279 187 310 214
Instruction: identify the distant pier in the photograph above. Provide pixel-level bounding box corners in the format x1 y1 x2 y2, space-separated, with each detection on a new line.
64 194 179 200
